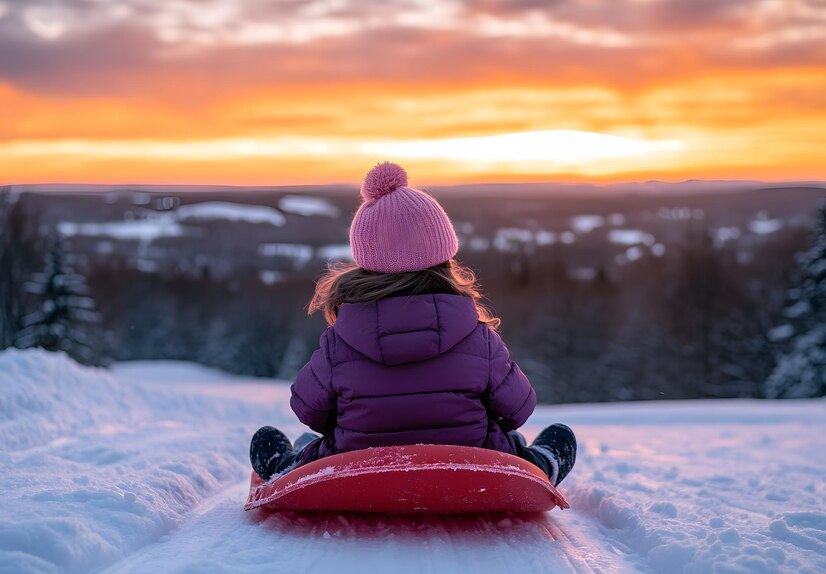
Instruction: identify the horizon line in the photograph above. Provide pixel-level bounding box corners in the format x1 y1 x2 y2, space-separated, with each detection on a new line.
6 178 826 192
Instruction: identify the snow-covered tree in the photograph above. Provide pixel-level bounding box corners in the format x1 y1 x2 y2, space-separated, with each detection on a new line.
16 234 102 365
765 205 826 398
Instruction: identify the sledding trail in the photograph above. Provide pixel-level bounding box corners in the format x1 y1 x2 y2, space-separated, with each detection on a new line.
102 358 620 574
103 480 617 574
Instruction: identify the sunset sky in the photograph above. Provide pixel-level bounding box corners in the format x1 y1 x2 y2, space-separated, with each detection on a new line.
1 0 825 185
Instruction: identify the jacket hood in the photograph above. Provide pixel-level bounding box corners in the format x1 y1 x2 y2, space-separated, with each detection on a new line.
333 294 479 365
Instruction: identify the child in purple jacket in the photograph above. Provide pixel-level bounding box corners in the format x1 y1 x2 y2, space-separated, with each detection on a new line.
250 162 576 486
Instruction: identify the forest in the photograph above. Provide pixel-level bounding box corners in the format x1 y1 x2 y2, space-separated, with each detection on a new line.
1 183 824 403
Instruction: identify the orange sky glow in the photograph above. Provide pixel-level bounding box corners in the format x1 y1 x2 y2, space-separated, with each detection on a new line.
1 0 825 185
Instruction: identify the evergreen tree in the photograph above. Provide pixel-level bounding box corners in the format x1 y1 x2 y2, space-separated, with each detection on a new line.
198 319 243 373
16 234 102 364
765 205 826 398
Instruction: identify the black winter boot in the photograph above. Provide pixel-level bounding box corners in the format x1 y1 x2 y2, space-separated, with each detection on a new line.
293 432 320 452
531 424 577 486
509 430 555 481
250 426 297 480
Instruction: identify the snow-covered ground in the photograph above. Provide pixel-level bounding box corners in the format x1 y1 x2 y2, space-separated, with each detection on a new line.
1 349 824 574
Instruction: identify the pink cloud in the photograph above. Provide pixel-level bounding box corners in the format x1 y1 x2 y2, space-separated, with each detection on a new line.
0 0 822 99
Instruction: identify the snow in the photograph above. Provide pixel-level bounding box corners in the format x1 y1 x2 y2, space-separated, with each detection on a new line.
768 324 795 341
50 202 303 248
258 243 314 269
176 202 286 226
657 207 694 221
715 226 742 245
56 220 186 242
469 237 491 251
278 195 339 218
258 244 353 271
625 246 644 261
493 228 534 252
456 221 475 235
316 244 353 262
2 348 825 574
570 215 605 234
535 231 556 246
609 229 656 246
259 270 285 285
750 218 784 236
61 200 287 233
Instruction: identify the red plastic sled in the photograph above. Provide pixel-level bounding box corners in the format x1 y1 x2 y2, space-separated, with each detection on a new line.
244 444 569 514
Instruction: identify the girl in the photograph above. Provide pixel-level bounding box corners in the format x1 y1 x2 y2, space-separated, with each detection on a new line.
250 162 576 487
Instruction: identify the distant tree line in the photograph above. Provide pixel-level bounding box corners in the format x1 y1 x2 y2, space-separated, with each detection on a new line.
1 187 823 402
486 230 796 402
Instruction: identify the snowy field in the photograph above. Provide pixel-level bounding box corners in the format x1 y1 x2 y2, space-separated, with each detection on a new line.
1 349 825 574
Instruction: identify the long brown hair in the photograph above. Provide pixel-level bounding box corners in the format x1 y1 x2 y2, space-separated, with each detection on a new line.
309 259 500 329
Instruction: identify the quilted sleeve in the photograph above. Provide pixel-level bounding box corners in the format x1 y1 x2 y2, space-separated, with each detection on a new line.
290 328 337 434
483 327 536 432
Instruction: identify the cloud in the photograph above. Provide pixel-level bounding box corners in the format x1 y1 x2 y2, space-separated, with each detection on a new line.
0 0 823 99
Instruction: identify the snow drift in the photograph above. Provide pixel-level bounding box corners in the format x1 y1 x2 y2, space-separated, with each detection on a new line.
1 349 825 573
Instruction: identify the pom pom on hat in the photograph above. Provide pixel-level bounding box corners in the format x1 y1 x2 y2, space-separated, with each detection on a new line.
350 161 458 273
361 162 408 201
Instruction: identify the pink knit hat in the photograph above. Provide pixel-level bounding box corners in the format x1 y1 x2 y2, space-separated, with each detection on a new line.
349 162 459 273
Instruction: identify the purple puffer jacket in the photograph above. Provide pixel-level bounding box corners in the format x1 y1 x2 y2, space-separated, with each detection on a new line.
289 293 536 463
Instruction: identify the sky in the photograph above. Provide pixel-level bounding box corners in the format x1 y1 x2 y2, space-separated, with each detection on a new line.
0 0 825 185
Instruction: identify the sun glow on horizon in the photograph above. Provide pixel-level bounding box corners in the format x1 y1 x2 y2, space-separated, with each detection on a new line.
1 130 685 165
0 0 824 185
0 126 717 185
366 130 686 165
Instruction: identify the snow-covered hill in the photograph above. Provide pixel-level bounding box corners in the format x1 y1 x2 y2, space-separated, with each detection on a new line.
1 349 824 573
